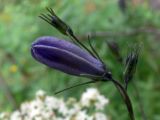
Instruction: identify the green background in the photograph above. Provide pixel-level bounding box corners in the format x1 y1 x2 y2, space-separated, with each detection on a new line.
0 0 160 120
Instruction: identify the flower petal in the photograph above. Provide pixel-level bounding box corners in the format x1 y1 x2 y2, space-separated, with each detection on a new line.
32 36 103 67
32 44 105 76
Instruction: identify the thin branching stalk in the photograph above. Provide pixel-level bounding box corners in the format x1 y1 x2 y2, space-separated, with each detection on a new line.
104 77 135 120
55 80 99 94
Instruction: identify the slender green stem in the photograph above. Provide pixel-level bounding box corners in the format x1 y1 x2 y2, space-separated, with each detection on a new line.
55 80 99 94
105 77 135 120
67 32 97 58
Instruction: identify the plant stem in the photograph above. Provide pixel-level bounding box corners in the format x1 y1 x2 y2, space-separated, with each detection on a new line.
105 77 135 120
55 80 98 94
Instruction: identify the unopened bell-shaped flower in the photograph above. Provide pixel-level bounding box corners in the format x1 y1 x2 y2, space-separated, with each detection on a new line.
31 36 109 79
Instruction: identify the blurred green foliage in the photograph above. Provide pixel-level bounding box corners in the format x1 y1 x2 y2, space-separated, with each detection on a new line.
0 0 160 120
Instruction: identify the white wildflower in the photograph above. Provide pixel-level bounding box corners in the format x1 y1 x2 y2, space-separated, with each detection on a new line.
80 88 109 110
32 116 42 120
41 109 55 119
94 112 108 120
29 99 44 118
58 99 68 116
20 102 30 115
56 117 65 120
0 88 109 120
10 111 22 120
0 112 9 120
45 96 60 110
80 88 99 107
67 103 81 116
95 95 109 110
36 90 46 100
75 111 88 120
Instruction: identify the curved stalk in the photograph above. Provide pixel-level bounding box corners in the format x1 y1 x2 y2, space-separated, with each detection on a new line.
104 77 135 120
55 80 100 94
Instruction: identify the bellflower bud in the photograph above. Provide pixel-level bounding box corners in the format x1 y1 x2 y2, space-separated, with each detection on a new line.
31 36 110 79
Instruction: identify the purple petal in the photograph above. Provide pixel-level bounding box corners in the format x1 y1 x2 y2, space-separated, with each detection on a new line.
32 36 103 67
31 44 104 76
31 36 106 77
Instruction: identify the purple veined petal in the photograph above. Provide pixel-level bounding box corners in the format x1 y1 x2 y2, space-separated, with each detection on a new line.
31 44 105 77
32 36 103 68
31 46 81 75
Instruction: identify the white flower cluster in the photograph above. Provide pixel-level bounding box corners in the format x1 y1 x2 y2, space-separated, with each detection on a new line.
0 88 109 120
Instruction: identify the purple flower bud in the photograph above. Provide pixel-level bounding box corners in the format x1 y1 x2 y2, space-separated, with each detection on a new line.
31 36 108 78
